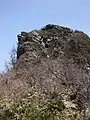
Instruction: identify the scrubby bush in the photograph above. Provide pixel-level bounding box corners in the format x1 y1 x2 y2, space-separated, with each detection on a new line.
0 90 90 120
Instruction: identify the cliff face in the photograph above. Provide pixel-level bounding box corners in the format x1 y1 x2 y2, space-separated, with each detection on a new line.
17 24 90 64
16 24 90 108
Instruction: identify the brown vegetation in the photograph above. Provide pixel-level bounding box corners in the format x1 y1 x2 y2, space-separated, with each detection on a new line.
0 24 90 119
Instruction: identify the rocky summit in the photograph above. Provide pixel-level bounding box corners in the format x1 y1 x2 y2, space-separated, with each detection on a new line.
0 24 90 113
15 24 90 109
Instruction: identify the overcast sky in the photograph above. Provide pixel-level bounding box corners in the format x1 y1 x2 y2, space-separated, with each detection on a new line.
0 0 90 71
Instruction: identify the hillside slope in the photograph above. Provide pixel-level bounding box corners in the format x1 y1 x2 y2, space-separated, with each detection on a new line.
0 24 90 120
16 24 90 108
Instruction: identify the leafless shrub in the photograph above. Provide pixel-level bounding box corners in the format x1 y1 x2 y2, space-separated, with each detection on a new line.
5 46 17 72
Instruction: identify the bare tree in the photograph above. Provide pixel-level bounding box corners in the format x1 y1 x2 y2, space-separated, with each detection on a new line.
5 46 17 72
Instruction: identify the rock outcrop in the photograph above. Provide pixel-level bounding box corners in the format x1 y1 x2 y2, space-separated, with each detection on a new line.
16 24 90 109
0 24 89 111
1 24 90 120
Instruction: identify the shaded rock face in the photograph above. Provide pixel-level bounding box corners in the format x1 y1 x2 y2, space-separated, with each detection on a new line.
17 24 90 108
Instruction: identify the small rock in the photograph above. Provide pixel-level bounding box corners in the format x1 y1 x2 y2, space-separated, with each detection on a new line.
63 100 77 109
